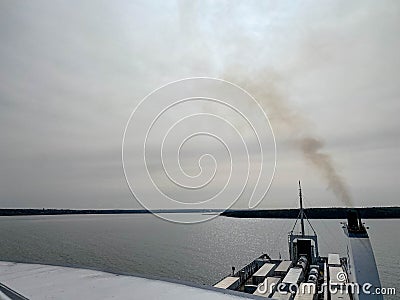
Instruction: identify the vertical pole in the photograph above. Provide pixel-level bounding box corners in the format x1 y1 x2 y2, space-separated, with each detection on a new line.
299 181 305 237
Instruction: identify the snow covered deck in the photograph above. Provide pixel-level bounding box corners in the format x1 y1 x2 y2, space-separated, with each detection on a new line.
0 261 260 300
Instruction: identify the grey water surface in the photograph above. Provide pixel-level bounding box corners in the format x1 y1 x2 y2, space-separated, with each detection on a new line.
0 214 398 299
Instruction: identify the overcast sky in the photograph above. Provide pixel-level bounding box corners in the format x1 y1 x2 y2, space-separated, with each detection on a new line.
0 1 399 209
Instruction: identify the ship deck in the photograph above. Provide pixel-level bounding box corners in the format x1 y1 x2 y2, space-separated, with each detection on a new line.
213 254 351 300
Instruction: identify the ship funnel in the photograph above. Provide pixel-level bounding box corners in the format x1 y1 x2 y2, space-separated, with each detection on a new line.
346 210 367 234
344 210 383 300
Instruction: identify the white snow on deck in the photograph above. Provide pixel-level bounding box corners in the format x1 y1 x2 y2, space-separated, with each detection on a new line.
0 261 257 300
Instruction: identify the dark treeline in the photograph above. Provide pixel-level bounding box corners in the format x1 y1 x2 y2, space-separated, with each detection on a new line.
0 208 223 216
221 206 400 219
1 207 399 218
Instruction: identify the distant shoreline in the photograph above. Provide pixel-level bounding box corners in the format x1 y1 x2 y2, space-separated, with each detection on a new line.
221 206 400 219
0 207 399 218
0 209 222 216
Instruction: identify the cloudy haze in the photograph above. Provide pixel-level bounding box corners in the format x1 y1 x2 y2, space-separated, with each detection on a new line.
0 1 399 209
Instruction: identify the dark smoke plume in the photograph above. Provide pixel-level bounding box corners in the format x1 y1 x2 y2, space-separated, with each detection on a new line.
298 137 352 206
224 67 353 207
177 3 353 206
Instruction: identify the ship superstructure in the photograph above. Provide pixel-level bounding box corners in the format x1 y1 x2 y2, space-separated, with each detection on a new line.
214 182 383 300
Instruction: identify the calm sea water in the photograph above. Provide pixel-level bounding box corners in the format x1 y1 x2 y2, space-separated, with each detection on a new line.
0 214 398 299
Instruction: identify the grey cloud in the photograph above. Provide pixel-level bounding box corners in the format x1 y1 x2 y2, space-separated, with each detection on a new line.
0 1 399 209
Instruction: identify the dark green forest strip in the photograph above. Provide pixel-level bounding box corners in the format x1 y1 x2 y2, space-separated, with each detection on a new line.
0 207 399 218
221 207 400 219
0 209 223 216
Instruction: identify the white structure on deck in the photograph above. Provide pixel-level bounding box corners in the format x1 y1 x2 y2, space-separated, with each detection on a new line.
253 277 281 298
214 277 240 290
327 254 340 267
274 261 292 277
252 263 276 285
282 268 303 287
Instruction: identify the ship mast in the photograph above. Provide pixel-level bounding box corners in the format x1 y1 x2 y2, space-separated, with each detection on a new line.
289 181 319 262
299 180 305 237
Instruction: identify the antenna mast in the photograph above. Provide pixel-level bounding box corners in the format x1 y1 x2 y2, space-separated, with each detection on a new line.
299 180 305 237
